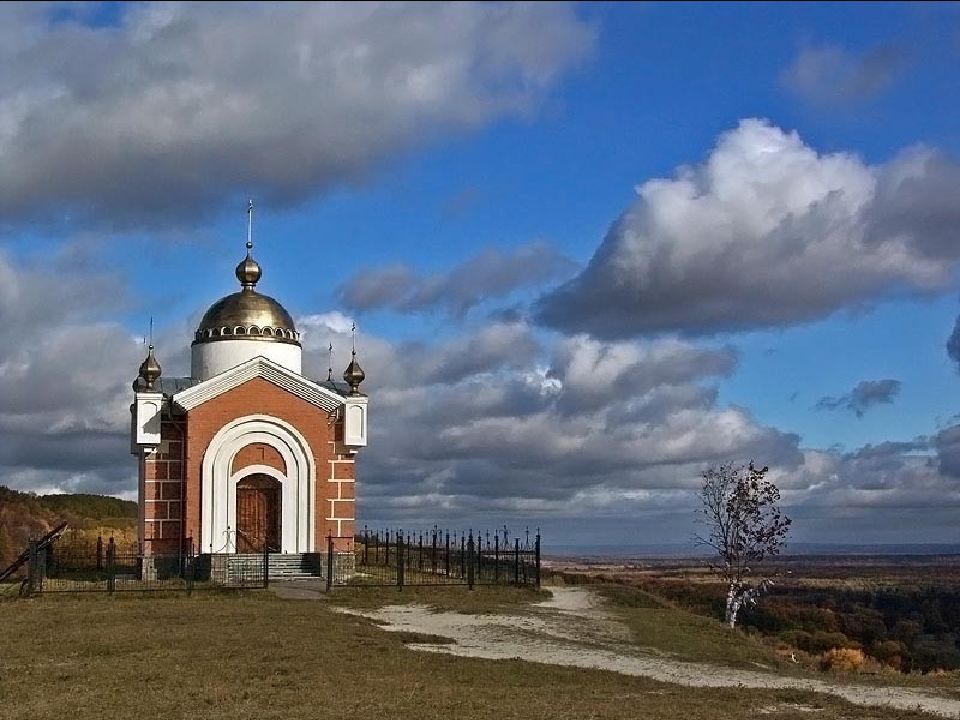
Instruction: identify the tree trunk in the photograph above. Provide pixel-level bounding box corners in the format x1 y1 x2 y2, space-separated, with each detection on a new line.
725 582 741 628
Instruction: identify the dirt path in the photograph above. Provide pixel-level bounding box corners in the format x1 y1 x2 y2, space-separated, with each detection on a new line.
337 586 960 718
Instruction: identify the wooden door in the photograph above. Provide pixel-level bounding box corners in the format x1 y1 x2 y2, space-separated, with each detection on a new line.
236 475 280 553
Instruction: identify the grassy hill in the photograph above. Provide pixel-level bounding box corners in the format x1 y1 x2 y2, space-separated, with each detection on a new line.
0 485 137 568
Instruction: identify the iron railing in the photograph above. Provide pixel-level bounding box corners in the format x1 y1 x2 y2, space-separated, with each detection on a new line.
9 528 542 594
17 536 270 595
330 528 541 589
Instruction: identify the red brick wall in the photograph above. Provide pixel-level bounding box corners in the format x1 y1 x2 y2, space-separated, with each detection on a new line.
182 377 352 552
230 442 286 475
142 417 185 555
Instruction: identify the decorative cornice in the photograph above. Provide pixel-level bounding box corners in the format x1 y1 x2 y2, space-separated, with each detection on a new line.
172 356 344 413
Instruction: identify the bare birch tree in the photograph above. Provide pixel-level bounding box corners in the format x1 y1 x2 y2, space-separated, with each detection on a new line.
695 461 791 628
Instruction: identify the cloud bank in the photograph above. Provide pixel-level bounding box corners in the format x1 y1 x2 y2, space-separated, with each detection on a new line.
0 2 593 229
1 247 957 541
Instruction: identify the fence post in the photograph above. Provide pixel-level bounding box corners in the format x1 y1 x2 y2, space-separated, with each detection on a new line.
444 532 450 577
385 530 390 568
363 525 369 566
478 533 484 581
431 530 437 575
396 533 404 590
186 547 194 596
25 540 38 596
107 537 116 595
459 535 465 579
467 531 475 591
96 534 103 571
514 538 520 587
535 533 541 589
326 535 334 591
263 543 270 589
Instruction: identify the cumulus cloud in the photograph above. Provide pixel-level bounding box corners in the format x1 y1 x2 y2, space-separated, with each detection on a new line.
537 119 960 338
775 439 959 511
295 317 801 513
814 379 901 418
0 250 144 495
0 2 593 229
546 335 736 414
781 43 905 106
338 241 575 317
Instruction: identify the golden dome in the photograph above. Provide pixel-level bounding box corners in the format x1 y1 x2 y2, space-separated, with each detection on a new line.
193 247 300 346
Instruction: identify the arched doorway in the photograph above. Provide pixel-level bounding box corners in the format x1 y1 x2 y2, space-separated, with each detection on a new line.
236 474 281 553
202 415 316 554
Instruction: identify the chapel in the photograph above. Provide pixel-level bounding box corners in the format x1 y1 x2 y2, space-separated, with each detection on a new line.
129 206 367 564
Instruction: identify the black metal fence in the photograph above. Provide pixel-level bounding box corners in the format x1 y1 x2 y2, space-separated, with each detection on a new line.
8 527 541 595
17 536 269 595
330 528 541 589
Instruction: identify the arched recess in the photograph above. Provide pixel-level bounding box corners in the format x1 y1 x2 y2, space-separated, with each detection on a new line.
201 415 316 553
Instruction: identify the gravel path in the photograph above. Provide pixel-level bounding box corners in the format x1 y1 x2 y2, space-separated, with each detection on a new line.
337 586 960 718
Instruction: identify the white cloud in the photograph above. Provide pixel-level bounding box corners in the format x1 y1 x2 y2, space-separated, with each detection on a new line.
538 119 960 337
0 2 593 229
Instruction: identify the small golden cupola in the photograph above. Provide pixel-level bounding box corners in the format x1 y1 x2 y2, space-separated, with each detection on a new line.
342 322 366 396
137 344 162 391
341 322 368 448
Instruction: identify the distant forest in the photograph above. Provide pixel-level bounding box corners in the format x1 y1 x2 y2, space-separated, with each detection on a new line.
0 486 137 568
644 574 960 674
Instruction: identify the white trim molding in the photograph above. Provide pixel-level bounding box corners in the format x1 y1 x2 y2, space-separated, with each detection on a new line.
201 415 317 554
174 356 344 413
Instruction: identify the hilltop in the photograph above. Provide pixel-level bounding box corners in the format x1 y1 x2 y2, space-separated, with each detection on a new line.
0 486 137 567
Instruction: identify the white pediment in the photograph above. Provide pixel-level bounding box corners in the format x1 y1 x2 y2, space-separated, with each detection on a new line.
172 356 344 413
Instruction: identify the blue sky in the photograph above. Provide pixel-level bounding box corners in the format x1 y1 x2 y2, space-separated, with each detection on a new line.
2 2 959 546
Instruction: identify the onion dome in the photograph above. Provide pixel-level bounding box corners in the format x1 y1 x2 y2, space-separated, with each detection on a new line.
235 242 262 288
192 242 300 346
343 350 366 396
137 345 162 391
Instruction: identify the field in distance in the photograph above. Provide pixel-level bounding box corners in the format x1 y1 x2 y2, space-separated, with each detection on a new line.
547 553 960 677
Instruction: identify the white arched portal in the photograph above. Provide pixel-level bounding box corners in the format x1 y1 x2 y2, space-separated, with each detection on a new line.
201 415 316 554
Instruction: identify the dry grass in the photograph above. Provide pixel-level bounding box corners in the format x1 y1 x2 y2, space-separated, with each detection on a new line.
0 590 942 720
595 583 791 670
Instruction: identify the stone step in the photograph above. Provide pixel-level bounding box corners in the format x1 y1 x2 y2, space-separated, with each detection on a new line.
267 553 323 579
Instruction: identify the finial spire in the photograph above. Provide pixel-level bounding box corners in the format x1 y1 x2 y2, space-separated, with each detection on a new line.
235 200 262 289
327 342 333 382
148 316 153 347
351 321 357 356
246 199 254 251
